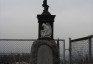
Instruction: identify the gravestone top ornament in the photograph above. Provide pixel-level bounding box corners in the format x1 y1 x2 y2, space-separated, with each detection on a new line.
42 0 51 15
37 0 56 39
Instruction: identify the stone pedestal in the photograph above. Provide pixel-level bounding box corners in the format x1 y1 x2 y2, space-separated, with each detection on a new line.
30 39 60 64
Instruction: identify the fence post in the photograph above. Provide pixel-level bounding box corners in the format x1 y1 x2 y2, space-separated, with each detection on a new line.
63 40 65 64
57 39 59 49
88 35 92 62
69 38 71 64
57 39 60 64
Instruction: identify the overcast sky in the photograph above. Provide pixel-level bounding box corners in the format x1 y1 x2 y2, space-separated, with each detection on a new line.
0 0 93 50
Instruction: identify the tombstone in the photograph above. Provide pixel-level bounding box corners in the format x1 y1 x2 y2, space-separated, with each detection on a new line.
30 0 60 64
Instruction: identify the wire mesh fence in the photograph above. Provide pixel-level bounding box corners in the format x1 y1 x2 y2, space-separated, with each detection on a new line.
0 39 35 53
71 40 89 63
0 39 65 64
69 35 93 64
0 39 35 64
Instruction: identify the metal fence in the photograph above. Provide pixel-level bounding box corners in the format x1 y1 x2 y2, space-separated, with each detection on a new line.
69 35 93 64
0 39 65 64
56 39 65 64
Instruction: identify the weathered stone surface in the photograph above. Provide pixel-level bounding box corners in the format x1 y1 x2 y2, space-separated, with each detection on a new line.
37 45 53 64
30 40 60 64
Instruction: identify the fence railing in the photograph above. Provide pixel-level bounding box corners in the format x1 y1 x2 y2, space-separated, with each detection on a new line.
0 39 65 64
69 35 93 64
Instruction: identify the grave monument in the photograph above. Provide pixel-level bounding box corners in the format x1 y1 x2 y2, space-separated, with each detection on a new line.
30 0 60 64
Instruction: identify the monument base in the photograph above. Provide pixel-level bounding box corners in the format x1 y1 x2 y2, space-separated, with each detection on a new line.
30 39 60 64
